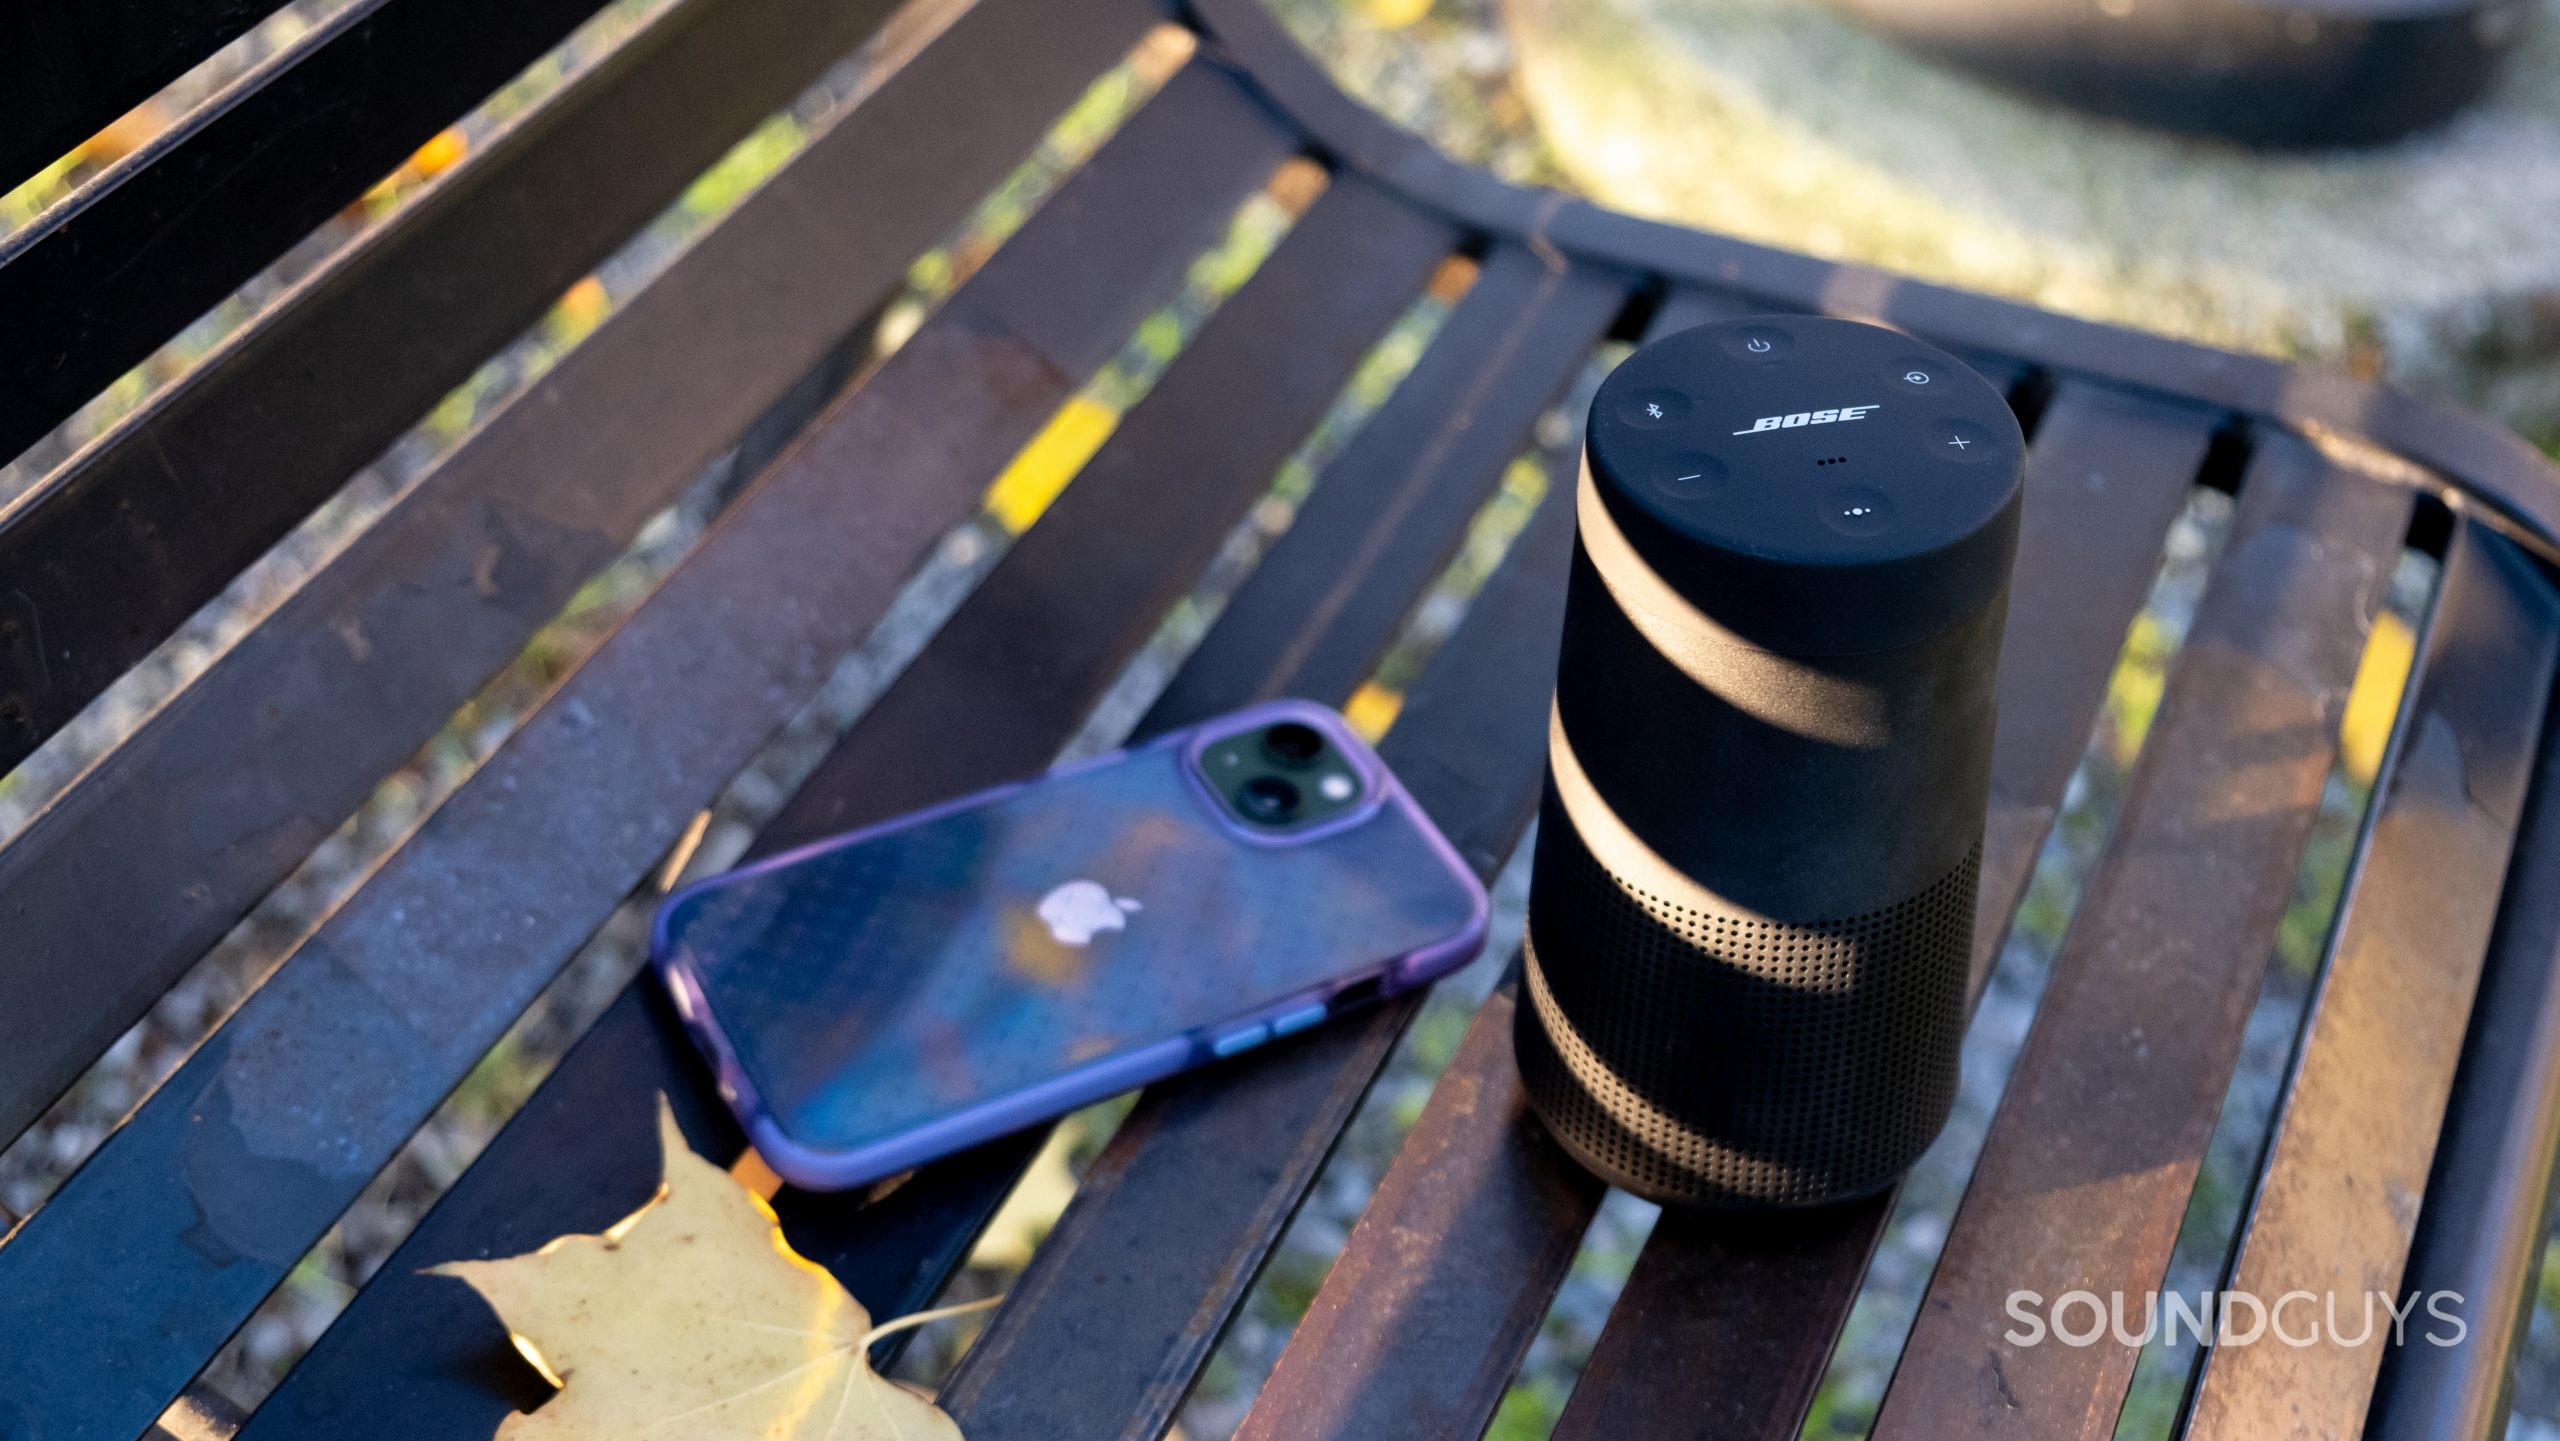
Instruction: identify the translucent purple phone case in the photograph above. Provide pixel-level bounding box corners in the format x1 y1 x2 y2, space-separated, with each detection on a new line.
651 699 1490 1191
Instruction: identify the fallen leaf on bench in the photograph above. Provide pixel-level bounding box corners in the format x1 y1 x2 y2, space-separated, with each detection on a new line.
432 1098 980 1439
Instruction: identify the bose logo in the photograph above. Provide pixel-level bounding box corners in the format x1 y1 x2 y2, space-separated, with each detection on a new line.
1733 404 1880 436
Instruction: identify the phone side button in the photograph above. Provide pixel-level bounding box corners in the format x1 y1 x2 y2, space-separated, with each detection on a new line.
1211 1024 1271 1059
1268 1003 1329 1038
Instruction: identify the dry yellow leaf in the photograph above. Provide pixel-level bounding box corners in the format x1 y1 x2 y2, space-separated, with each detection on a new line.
2339 608 2416 786
410 127 470 179
433 1099 965 1440
1342 681 1404 742
983 394 1118 534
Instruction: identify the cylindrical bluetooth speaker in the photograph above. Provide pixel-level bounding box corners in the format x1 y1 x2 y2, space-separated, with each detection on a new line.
1517 315 2023 1209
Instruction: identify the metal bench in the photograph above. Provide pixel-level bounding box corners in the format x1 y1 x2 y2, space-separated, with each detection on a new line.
6 1 2560 1438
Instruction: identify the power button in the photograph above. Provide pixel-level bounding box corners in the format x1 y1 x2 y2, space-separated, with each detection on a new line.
1720 324 1793 362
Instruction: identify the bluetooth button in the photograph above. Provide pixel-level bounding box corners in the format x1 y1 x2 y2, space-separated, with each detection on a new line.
1619 387 1690 429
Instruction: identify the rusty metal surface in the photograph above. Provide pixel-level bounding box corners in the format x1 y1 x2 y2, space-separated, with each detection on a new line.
0 0 944 774
2186 522 2559 1441
1085 295 1667 1441
1558 1197 1894 1441
0 0 268 195
1232 975 1605 1441
0 97 1443 1441
934 260 1627 1441
737 177 1455 853
0 0 1178 1154
0 0 612 466
14 0 2560 1435
222 169 1454 1439
1870 435 2411 1441
1477 383 2220 1441
1142 243 1625 722
1970 387 2225 996
2371 589 2560 1441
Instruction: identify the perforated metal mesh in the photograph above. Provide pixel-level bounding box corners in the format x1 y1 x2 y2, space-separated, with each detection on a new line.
1517 818 1978 1208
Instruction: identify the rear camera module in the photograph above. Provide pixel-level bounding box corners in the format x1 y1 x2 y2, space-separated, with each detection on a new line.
1195 716 1370 831
1238 776 1302 823
1261 721 1324 766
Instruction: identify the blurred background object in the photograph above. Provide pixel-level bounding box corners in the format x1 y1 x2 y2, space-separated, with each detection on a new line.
1487 0 2560 455
1826 0 2535 148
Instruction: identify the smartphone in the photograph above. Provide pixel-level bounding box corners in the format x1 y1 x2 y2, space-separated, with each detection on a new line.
651 699 1489 1190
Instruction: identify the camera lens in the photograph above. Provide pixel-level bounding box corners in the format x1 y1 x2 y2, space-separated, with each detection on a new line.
1237 776 1302 823
1261 722 1325 767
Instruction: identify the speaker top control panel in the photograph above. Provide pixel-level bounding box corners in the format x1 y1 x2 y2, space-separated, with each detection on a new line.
1585 315 2025 655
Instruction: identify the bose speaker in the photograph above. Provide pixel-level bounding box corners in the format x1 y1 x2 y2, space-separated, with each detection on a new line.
1517 315 2023 1209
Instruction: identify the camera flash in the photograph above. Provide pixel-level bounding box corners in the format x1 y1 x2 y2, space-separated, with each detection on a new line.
1319 773 1354 802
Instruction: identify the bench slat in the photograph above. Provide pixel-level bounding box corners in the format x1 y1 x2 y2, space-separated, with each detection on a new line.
1870 436 2411 1440
1218 298 1857 1435
2186 521 2559 1440
0 0 612 463
2370 587 2560 1441
0 0 936 772
1231 965 1599 1441
784 278 1632 1351
219 170 1454 1438
1140 244 1621 723
0 0 278 194
929 248 1629 1441
708 182 1460 858
7 0 2549 1435
1246 382 2215 1441
1560 1201 1891 1441
922 286 1651 1441
245 188 1530 1416
1967 391 2230 987
0 0 1172 1152
0 85 1420 1441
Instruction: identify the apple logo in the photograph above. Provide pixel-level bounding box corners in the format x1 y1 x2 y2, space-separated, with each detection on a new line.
1036 879 1143 947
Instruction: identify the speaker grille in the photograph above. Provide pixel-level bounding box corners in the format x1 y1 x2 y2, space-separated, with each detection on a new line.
1518 815 1978 1207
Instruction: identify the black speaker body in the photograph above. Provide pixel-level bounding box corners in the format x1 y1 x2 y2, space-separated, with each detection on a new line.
1518 316 2023 1209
